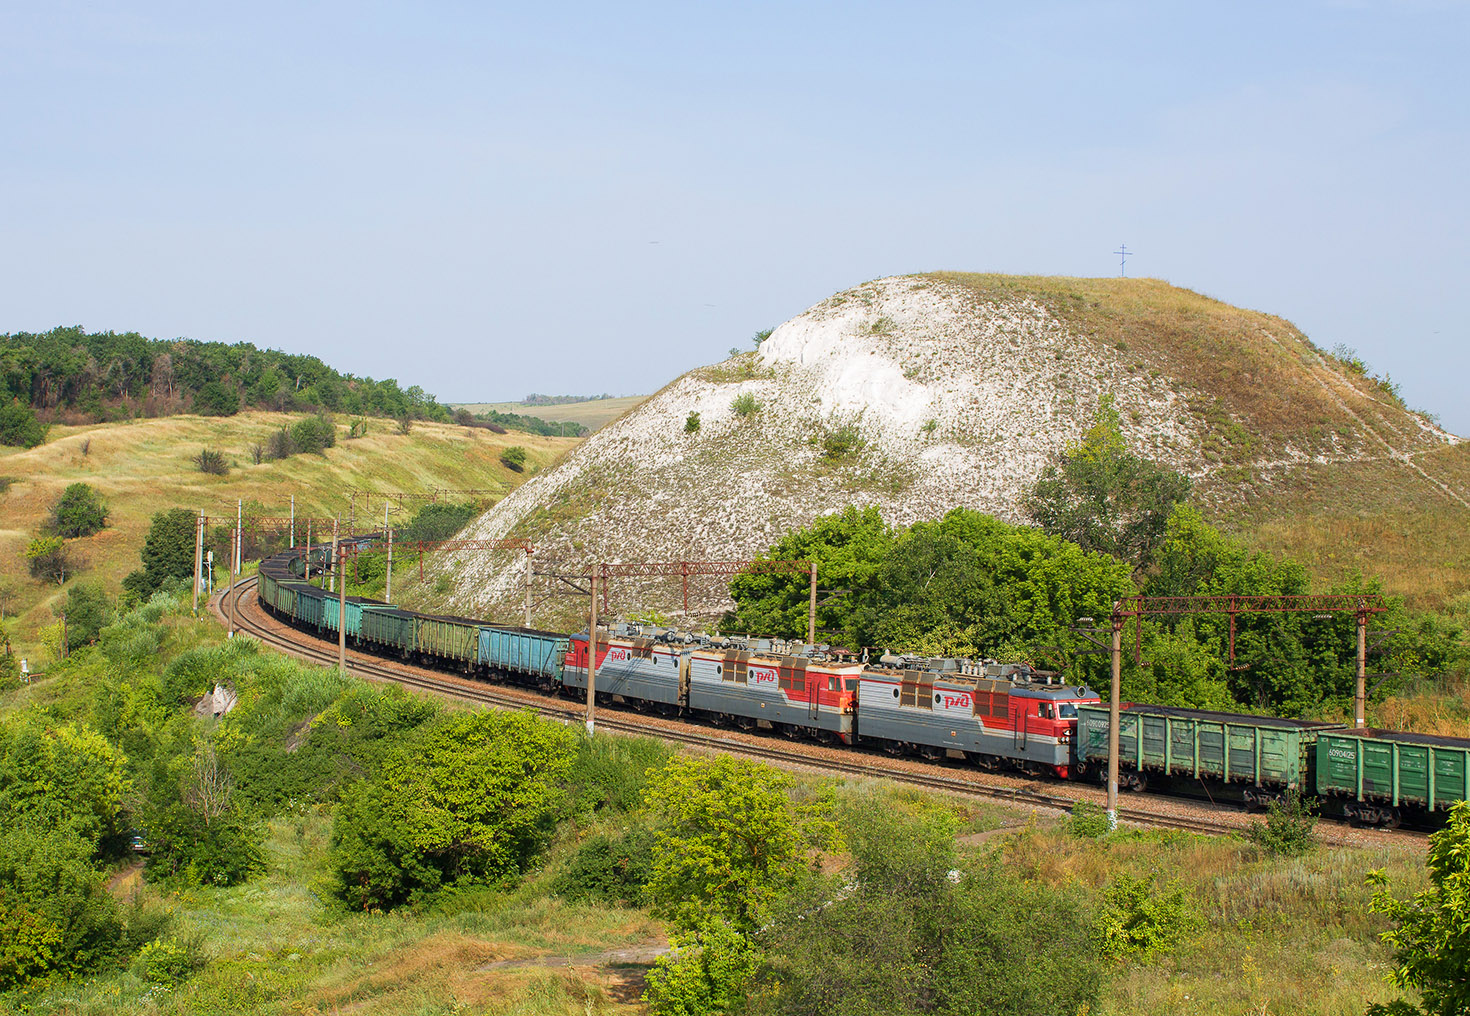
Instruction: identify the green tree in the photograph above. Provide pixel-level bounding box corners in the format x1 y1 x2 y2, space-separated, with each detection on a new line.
0 717 132 851
123 508 199 599
1367 801 1470 1016
399 500 479 544
330 710 576 909
499 445 528 471
193 380 240 416
49 482 108 538
58 583 112 651
645 918 761 1016
140 740 265 888
726 506 894 644
642 755 838 932
0 400 46 448
1025 395 1191 568
24 536 71 583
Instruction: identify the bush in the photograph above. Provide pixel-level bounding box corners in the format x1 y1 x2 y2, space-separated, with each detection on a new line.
49 482 108 537
59 582 112 651
265 425 294 460
563 733 674 816
25 536 72 583
399 501 479 544
123 508 198 600
684 412 700 433
1068 800 1111 838
1095 872 1198 958
193 447 229 475
731 392 760 418
131 935 204 987
1248 787 1317 857
500 445 527 472
289 414 336 455
551 827 655 907
821 424 863 461
0 401 47 448
645 918 760 1016
194 380 240 416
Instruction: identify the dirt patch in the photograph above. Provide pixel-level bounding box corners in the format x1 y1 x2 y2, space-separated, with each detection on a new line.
477 936 670 971
106 860 144 897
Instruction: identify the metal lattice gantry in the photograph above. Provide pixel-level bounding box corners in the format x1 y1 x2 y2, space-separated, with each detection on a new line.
1088 592 1388 831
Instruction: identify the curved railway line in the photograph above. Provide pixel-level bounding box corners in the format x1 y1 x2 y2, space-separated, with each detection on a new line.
214 576 1420 848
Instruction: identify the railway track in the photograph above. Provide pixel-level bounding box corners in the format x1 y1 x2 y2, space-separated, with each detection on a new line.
211 577 1350 841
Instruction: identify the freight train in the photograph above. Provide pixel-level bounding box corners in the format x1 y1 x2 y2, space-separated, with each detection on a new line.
254 545 1470 827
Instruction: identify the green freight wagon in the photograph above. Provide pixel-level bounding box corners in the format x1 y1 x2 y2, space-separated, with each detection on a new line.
416 614 480 669
322 597 368 639
1315 729 1470 826
360 606 417 656
1076 704 1340 805
295 585 325 629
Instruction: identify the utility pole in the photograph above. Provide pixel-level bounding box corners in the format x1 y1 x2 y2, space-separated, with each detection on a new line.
586 569 598 736
227 527 238 637
336 521 347 677
1107 607 1122 831
384 503 393 603
1356 609 1368 729
290 494 296 549
808 561 818 645
523 549 532 628
192 510 204 614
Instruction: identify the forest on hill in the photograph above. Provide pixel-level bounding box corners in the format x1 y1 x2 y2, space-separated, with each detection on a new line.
0 326 450 427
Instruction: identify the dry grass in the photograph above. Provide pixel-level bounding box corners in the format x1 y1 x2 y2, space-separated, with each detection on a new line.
0 411 578 660
453 396 650 433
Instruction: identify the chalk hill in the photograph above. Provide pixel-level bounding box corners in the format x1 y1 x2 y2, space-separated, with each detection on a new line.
434 273 1470 625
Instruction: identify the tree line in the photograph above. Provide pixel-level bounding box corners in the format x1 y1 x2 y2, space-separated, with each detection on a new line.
0 325 450 434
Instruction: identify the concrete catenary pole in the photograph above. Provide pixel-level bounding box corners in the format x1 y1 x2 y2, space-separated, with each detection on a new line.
1106 606 1122 831
337 526 348 678
586 569 598 736
290 494 296 549
1356 608 1368 729
384 502 394 604
523 548 533 628
808 561 818 646
192 510 204 614
227 527 238 637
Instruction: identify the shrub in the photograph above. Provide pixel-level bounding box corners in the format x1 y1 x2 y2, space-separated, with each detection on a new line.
551 827 655 907
123 508 198 600
49 482 109 537
25 536 71 583
731 392 760 418
59 583 112 651
396 415 413 435
684 412 701 433
1248 787 1317 857
1095 872 1198 958
193 447 229 475
194 380 240 416
500 445 528 472
0 401 47 448
400 501 479 543
79 436 91 456
248 443 264 464
265 425 294 460
1067 800 1111 839
563 733 674 816
347 417 368 439
645 918 760 1016
131 935 204 987
289 415 336 455
821 424 864 461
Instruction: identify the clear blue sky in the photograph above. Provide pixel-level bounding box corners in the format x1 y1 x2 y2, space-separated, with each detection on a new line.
3 2 1466 431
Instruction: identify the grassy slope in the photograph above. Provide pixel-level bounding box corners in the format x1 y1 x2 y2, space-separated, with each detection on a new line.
0 411 577 659
931 273 1470 612
453 396 650 432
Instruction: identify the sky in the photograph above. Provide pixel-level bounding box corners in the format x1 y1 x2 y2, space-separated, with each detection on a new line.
2 2 1467 431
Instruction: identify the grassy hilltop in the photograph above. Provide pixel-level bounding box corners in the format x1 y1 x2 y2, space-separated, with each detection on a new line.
0 411 576 659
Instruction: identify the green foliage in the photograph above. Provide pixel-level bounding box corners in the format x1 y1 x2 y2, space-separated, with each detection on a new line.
1068 800 1112 838
642 755 837 932
0 825 125 990
1096 872 1199 959
753 328 774 346
140 742 265 887
821 423 864 461
194 380 240 416
0 716 132 850
49 482 109 538
0 399 47 448
0 325 450 423
288 414 336 455
551 827 655 907
1247 787 1318 857
123 508 199 600
562 732 674 817
1366 801 1470 1016
398 500 480 544
1025 395 1191 568
193 447 229 475
731 392 760 417
330 710 577 910
499 445 528 471
131 934 204 987
684 411 700 433
749 803 1102 1016
58 582 113 650
645 918 761 1016
473 408 587 437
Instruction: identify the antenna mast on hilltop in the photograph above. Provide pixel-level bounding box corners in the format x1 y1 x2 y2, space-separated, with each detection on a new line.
1113 243 1133 278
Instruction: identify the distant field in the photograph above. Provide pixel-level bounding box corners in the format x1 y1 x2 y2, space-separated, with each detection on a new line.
0 411 576 660
453 395 649 432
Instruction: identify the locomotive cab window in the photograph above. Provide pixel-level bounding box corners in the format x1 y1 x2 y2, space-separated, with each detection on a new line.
1059 702 1078 719
1039 703 1054 719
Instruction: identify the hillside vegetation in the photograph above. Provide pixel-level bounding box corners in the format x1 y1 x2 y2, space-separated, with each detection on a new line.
454 396 650 433
0 412 576 660
434 274 1469 628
